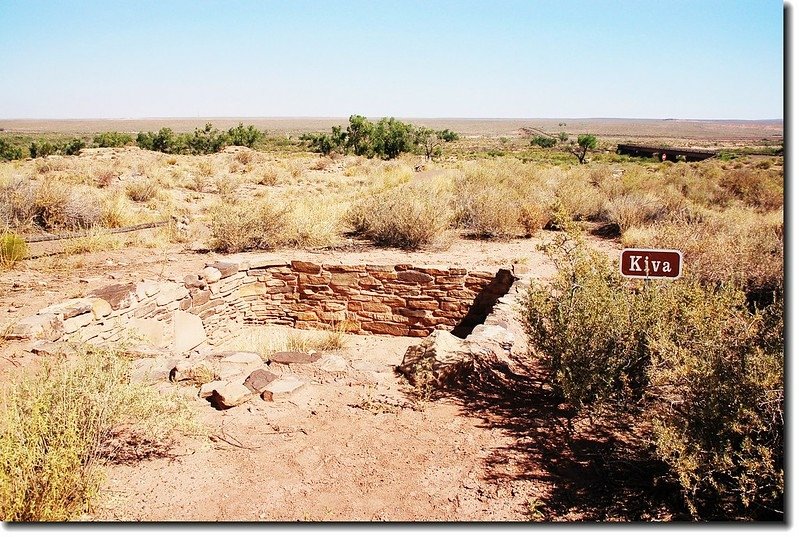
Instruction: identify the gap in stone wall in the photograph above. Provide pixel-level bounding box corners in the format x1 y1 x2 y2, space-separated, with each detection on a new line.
450 268 516 339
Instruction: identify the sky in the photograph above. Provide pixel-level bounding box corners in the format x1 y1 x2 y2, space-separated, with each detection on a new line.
0 0 785 120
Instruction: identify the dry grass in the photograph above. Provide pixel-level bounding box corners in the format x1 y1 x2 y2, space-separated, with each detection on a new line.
621 207 783 292
0 345 197 521
453 161 552 238
348 179 453 249
125 177 159 202
222 325 348 360
208 198 288 253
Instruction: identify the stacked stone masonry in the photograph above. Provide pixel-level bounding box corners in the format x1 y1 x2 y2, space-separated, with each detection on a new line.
8 255 518 353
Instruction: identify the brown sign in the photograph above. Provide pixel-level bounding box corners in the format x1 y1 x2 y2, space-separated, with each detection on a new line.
620 249 682 279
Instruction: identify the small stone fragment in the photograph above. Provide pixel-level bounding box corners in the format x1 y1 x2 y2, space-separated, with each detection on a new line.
269 351 320 365
261 376 306 402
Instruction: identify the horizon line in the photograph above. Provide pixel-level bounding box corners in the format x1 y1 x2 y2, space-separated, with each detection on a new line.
0 116 784 123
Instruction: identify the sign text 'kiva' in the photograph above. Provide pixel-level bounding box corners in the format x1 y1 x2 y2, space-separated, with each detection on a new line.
620 249 682 279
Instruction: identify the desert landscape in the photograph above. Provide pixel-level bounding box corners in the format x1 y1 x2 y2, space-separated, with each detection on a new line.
0 116 784 522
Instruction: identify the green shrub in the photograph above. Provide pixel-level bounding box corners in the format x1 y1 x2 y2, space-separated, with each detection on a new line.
185 123 228 155
137 128 180 153
531 136 556 148
92 132 133 148
0 346 196 521
522 219 660 407
226 123 264 148
301 128 346 156
647 288 783 519
0 139 23 161
0 232 28 268
522 216 784 520
29 140 59 159
63 138 86 156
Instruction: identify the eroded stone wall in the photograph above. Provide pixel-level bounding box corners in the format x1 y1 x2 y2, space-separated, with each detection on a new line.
8 256 517 353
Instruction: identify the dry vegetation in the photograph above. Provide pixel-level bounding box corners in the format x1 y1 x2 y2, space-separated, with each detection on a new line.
0 126 784 521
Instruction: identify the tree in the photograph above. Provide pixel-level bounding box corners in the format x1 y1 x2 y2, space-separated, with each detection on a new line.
346 115 374 156
371 117 416 159
568 134 597 164
416 128 460 160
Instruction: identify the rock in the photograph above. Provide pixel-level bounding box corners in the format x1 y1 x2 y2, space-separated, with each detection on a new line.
191 289 212 306
262 376 306 402
38 298 92 320
131 355 179 384
290 260 321 274
198 380 228 398
7 314 64 342
208 382 253 408
129 318 167 347
172 311 206 354
183 274 205 289
62 312 94 334
28 340 66 357
269 351 320 364
210 261 239 278
235 282 266 298
467 324 515 352
397 270 434 284
220 351 263 368
397 330 483 387
156 282 189 306
89 298 113 319
170 358 216 382
317 354 348 372
88 282 137 310
189 242 211 254
243 368 279 393
218 352 264 380
135 280 160 300
201 266 222 284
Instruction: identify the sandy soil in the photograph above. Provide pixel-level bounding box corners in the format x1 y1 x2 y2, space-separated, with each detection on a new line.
2 233 683 522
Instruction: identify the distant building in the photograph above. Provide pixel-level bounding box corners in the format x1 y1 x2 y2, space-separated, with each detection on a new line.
617 144 716 162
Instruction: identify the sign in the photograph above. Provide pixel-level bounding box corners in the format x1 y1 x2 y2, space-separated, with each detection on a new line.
620 248 682 279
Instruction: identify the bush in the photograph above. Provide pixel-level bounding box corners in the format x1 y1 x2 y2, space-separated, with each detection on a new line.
125 177 159 202
185 123 228 155
603 192 669 233
531 136 556 148
63 138 86 156
226 123 264 148
137 128 179 153
301 129 346 156
29 140 59 159
621 208 783 293
453 161 552 238
522 220 660 407
0 346 195 521
647 287 783 519
93 132 133 148
521 217 784 520
347 182 452 249
209 199 288 253
0 232 28 268
0 139 23 161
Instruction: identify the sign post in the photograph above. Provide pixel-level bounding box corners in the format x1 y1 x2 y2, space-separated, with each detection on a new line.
620 248 683 280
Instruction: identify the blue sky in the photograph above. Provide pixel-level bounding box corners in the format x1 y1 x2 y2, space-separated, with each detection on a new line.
0 0 784 119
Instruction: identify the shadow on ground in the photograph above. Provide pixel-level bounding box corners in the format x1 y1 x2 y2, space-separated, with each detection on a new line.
435 358 688 521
